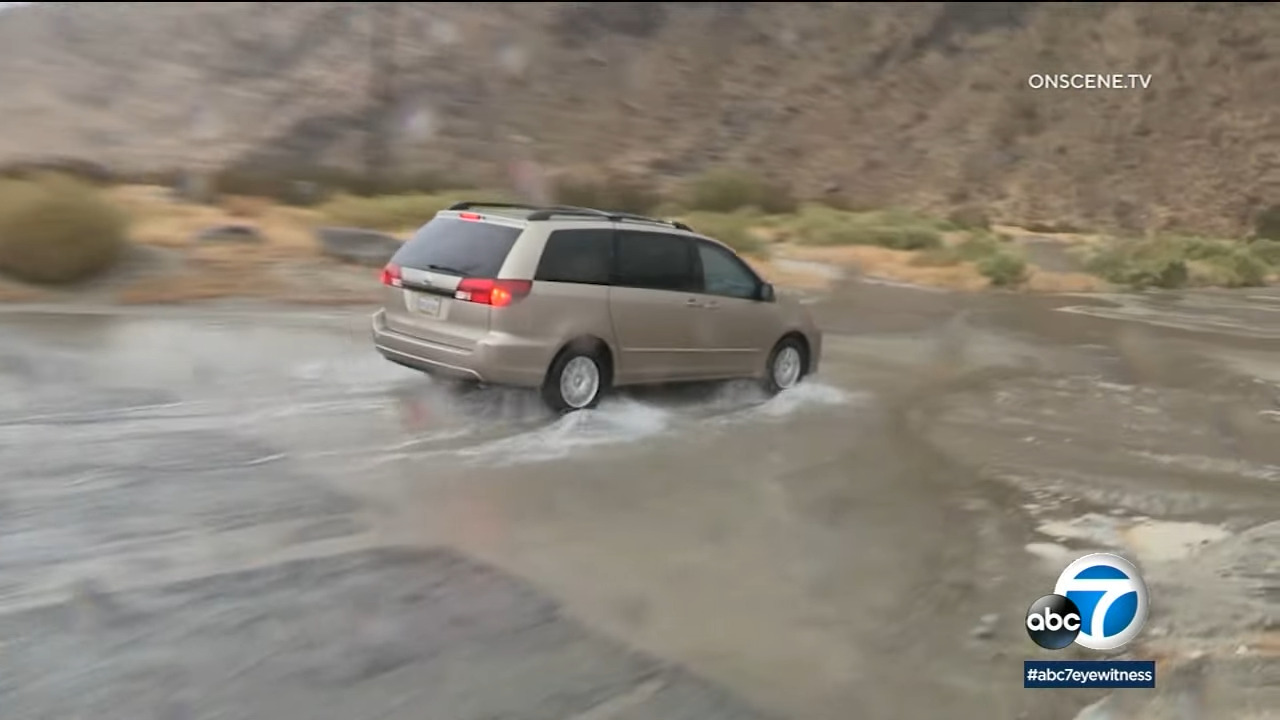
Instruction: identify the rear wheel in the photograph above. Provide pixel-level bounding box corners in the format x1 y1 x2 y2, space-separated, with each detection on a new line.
762 336 807 395
542 346 606 413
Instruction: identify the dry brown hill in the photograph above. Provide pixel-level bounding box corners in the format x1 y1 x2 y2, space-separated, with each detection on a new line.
1 2 1278 235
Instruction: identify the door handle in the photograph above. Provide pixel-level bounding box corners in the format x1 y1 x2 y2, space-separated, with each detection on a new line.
685 298 701 307
703 300 720 310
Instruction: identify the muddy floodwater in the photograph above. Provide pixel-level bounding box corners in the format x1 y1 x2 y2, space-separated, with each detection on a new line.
0 281 1277 720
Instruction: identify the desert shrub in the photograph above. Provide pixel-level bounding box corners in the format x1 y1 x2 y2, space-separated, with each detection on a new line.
977 251 1028 287
0 158 115 185
813 194 857 212
682 211 766 256
1080 235 1271 289
1246 237 1280 266
911 231 1002 266
946 204 993 230
318 192 464 231
221 195 273 218
686 169 798 215
0 174 129 285
786 204 943 250
1253 204 1280 241
1209 249 1269 287
1023 219 1085 234
1085 241 1187 289
552 174 662 215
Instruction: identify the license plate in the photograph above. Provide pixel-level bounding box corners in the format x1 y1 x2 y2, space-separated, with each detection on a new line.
416 295 442 316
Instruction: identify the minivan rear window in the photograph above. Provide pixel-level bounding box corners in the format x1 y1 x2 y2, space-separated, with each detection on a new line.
391 217 522 278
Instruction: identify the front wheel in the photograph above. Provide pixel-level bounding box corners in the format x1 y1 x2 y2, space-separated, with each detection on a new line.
762 336 807 395
542 348 606 413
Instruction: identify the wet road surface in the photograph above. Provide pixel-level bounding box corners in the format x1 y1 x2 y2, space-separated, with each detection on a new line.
0 281 1277 720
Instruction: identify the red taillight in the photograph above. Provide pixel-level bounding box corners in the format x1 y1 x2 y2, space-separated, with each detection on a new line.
380 262 402 287
454 278 532 307
458 212 482 221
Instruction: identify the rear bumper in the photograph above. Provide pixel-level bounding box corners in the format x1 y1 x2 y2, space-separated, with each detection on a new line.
370 310 546 387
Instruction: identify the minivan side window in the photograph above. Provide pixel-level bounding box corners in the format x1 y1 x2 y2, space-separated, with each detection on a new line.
696 241 761 300
614 231 697 292
535 229 613 285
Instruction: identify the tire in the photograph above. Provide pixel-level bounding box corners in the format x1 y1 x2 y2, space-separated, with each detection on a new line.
762 336 807 395
542 346 606 413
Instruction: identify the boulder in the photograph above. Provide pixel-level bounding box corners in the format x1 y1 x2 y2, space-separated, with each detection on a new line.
315 227 402 267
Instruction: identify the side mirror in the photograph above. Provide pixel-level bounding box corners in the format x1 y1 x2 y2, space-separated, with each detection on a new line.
757 282 775 302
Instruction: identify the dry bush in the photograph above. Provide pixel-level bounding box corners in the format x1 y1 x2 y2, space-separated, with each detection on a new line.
681 211 767 256
783 244 989 291
221 195 273 218
1246 237 1280 265
551 173 662 215
1083 235 1271 289
946 204 993 230
0 174 129 284
976 251 1028 287
317 192 463 232
685 169 798 215
783 204 944 250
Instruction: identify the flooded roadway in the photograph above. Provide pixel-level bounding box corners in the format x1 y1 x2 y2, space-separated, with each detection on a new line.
0 281 1277 720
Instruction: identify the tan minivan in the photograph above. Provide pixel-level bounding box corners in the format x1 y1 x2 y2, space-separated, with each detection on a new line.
372 202 823 412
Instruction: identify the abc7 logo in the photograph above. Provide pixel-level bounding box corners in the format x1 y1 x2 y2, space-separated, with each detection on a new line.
1025 553 1149 651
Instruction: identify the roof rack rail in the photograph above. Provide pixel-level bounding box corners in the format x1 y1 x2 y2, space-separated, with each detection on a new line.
446 201 542 212
445 201 693 232
527 206 692 232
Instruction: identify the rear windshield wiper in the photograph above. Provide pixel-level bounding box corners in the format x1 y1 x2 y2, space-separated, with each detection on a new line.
423 263 469 276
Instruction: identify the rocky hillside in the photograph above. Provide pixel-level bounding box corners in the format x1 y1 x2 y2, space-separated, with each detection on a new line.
1 2 1278 235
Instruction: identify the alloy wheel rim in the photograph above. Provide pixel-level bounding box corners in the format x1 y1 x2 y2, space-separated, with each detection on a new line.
560 356 600 408
773 346 802 389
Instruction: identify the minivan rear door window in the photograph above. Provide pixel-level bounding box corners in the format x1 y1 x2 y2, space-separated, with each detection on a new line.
391 217 522 278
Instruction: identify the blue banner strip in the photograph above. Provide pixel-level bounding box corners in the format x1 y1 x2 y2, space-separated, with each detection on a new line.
1024 660 1156 689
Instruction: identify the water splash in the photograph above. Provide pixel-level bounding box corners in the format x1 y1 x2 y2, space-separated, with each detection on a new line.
453 398 673 466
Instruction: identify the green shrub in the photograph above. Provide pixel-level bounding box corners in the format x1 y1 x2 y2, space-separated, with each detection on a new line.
318 192 466 231
686 169 798 215
552 174 662 215
911 232 1002 266
682 211 766 256
0 174 129 285
1080 235 1267 289
1131 236 1269 287
1206 249 1269 287
1246 237 1280 266
786 204 943 250
1085 243 1188 289
977 252 1028 287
